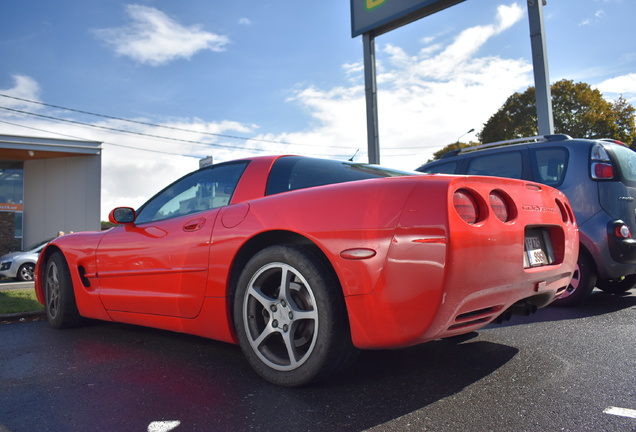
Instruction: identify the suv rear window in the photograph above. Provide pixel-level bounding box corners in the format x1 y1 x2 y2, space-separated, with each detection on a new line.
611 145 636 182
533 148 568 186
467 151 522 179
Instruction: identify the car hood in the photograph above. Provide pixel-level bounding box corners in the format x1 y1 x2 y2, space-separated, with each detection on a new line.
0 252 23 261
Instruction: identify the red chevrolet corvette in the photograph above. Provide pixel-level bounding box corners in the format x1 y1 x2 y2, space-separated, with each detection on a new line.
35 155 578 386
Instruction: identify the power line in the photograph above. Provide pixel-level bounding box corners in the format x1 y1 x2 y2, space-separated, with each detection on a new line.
0 93 293 145
0 93 352 149
0 105 271 151
0 118 202 157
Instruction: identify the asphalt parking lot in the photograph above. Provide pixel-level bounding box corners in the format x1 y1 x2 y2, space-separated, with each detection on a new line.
1 288 635 432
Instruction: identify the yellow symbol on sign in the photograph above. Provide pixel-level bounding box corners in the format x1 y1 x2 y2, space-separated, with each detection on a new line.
366 0 386 10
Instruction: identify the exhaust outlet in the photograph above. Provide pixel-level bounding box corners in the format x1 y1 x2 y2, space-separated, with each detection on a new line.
494 300 538 324
509 300 538 317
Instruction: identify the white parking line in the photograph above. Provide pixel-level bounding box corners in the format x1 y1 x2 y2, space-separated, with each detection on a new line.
603 406 636 419
148 421 181 432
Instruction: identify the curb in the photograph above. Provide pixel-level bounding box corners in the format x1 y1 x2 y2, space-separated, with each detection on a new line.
0 310 46 322
0 282 43 322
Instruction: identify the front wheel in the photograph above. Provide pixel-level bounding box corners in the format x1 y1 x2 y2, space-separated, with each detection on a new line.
596 274 636 295
233 245 358 386
44 251 82 328
16 263 35 281
552 250 596 307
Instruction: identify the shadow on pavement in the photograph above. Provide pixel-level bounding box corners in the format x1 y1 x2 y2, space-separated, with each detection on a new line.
1 320 517 432
491 289 636 329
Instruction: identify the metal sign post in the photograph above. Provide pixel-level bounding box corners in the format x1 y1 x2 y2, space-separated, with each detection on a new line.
352 0 467 164
527 0 554 135
363 32 380 165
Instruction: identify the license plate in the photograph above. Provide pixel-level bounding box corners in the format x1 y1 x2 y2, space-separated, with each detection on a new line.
524 233 552 268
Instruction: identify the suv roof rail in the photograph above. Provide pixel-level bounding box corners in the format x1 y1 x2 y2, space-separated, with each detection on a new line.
597 138 627 146
457 134 572 154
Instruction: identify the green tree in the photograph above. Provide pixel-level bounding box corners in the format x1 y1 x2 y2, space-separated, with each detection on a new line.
478 79 636 146
427 141 478 163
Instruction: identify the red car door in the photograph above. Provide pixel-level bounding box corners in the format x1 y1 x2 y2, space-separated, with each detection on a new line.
95 210 218 318
94 161 248 319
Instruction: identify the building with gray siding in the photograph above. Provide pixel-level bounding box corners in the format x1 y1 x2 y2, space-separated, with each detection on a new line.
0 134 102 254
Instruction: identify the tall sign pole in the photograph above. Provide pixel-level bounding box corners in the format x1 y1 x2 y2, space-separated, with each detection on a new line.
351 0 466 165
527 0 554 135
363 32 380 164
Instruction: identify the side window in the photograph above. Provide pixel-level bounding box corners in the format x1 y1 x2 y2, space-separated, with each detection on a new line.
419 161 458 174
467 152 523 179
136 162 248 224
532 148 567 186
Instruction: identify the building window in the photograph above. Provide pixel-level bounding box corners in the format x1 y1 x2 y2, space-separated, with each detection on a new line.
0 161 24 253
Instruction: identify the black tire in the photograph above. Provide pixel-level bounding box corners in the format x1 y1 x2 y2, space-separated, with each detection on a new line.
16 263 35 281
44 251 82 328
233 245 358 386
596 274 636 295
552 250 596 307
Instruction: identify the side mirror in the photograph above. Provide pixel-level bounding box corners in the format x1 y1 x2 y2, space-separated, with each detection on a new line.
108 207 137 224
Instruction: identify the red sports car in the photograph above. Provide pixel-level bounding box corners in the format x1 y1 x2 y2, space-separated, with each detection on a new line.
35 155 578 386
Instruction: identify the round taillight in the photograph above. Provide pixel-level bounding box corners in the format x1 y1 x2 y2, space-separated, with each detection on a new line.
555 199 568 223
453 190 479 224
489 191 510 222
616 224 632 239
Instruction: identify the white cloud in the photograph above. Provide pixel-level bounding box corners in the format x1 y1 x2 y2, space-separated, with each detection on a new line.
579 9 605 26
280 3 531 169
239 17 251 26
94 4 230 66
596 73 636 93
0 75 42 109
596 73 636 103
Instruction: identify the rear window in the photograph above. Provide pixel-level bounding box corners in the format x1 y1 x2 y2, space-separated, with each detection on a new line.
532 148 568 186
611 145 636 182
266 156 417 195
467 152 523 179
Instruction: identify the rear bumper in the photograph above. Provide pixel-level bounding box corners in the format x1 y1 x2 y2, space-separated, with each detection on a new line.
345 266 572 350
607 220 636 265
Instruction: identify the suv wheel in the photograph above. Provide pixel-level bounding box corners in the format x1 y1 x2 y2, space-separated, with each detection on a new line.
596 274 636 295
552 251 596 307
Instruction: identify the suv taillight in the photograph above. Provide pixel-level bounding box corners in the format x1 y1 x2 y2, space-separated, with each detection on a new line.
590 143 615 180
616 223 632 239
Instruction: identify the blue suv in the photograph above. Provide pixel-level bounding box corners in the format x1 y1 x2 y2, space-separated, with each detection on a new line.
417 135 636 305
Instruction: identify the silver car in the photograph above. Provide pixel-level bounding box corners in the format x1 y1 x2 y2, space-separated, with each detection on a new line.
0 240 49 281
417 135 636 306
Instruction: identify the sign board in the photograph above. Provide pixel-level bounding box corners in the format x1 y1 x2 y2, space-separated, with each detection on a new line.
199 156 214 168
351 0 466 37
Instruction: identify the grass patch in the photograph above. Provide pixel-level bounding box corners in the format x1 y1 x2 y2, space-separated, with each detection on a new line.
0 289 44 314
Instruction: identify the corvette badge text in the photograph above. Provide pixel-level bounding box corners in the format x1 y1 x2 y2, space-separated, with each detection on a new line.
522 205 557 213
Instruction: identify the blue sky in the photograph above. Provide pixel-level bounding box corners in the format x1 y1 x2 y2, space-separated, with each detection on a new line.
1 0 635 218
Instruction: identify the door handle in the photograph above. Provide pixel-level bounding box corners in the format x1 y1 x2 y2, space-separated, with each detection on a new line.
183 217 206 232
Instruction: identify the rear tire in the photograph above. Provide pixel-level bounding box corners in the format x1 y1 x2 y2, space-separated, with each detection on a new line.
233 245 358 386
44 251 82 328
596 274 636 295
552 250 596 307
